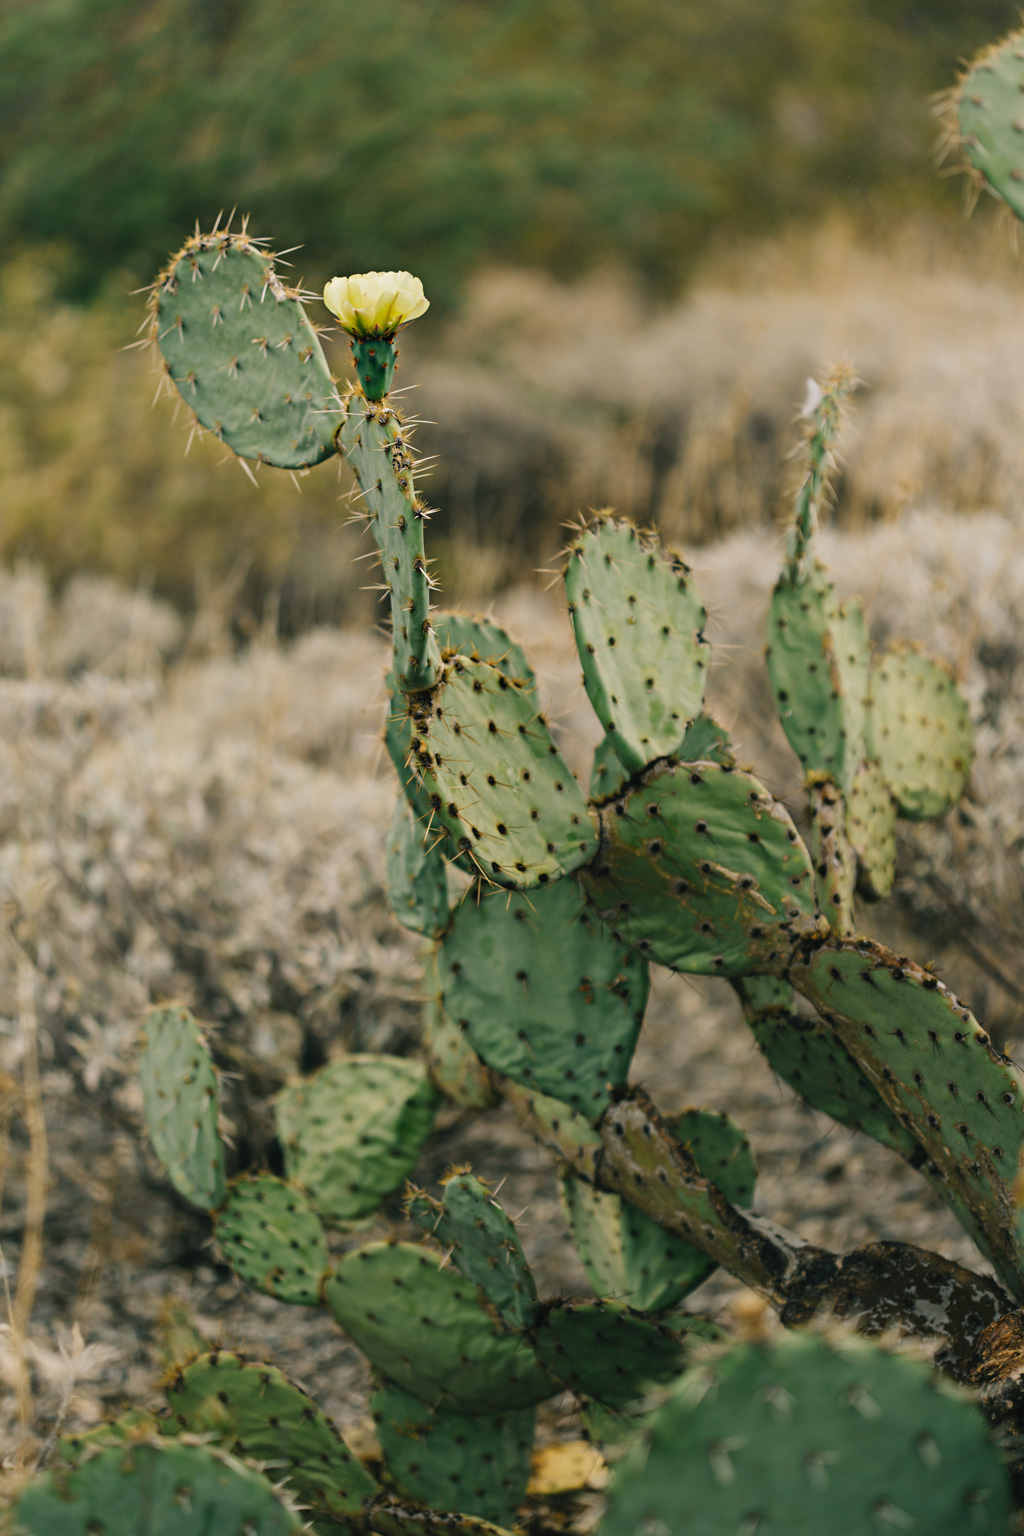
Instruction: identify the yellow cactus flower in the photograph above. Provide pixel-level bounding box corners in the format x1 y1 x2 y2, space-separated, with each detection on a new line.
322 271 429 337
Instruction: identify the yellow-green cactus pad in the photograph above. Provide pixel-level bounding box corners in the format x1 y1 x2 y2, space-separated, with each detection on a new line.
213 1173 329 1306
846 759 897 900
866 644 972 821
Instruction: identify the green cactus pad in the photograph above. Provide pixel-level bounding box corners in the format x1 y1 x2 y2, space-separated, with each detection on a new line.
866 644 972 821
161 1351 379 1520
505 1083 603 1180
139 1005 226 1211
590 736 631 802
561 1108 756 1312
531 1298 687 1407
373 1383 534 1526
846 759 897 900
422 957 496 1110
433 613 536 688
386 794 450 939
340 394 442 693
437 877 648 1118
57 1410 160 1467
15 1439 302 1535
408 1172 539 1330
564 517 709 774
582 761 821 977
276 1054 437 1224
793 940 1024 1298
212 1173 328 1306
407 656 597 887
957 31 1024 221
733 977 920 1159
603 1329 1013 1536
150 229 340 470
385 672 438 824
766 573 869 789
325 1243 552 1411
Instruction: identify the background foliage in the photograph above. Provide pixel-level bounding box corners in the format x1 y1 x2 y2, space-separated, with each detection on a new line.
1 0 1019 304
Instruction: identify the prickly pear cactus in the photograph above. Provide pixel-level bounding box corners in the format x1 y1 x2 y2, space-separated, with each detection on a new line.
603 1329 1013 1536
276 1054 437 1223
373 1383 534 1527
138 1005 226 1211
386 794 450 939
564 515 709 773
407 1172 539 1329
866 643 972 821
582 760 822 976
150 224 341 469
436 876 648 1118
407 656 598 886
14 1439 304 1535
954 28 1024 220
531 1298 687 1407
560 1108 756 1312
422 956 497 1110
324 1243 552 1411
213 1172 328 1306
160 1351 380 1522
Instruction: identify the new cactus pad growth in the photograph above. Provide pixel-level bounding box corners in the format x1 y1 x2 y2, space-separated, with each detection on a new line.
276 1054 438 1223
139 1005 226 1211
407 1172 539 1329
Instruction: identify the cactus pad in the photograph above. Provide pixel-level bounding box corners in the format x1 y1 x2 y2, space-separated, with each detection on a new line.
373 1383 534 1526
422 958 496 1110
386 794 450 939
794 940 1024 1297
957 31 1024 221
139 1005 226 1211
531 1299 687 1407
808 777 856 932
276 1054 437 1223
505 1084 603 1180
407 656 597 886
590 712 735 803
213 1173 328 1306
151 229 340 469
433 613 536 688
408 1173 538 1330
437 877 648 1118
733 977 919 1159
846 759 897 900
603 1329 1013 1536
564 517 709 773
340 395 442 693
867 644 972 821
561 1108 756 1312
325 1243 552 1411
582 761 821 977
15 1439 302 1535
766 573 868 789
161 1351 379 1520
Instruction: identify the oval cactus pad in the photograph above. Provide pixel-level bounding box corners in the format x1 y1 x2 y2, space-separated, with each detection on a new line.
213 1173 329 1306
276 1054 437 1223
957 30 1024 221
150 228 341 468
866 644 972 821
407 657 597 887
438 876 649 1119
139 1005 226 1211
564 516 709 774
583 761 821 976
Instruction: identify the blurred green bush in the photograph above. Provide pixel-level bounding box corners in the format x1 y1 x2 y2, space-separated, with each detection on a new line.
0 0 1017 305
